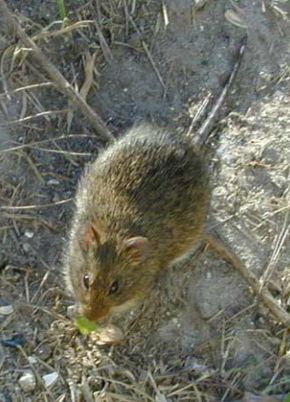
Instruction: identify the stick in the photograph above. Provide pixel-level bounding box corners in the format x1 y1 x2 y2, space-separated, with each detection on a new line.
204 230 290 327
196 36 247 146
0 0 113 143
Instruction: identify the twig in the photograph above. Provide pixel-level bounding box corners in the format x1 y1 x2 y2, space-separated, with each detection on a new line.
141 41 165 89
128 14 165 89
0 198 72 210
0 81 53 98
2 212 56 231
0 0 113 143
196 36 247 146
260 210 290 288
93 20 113 64
0 109 69 126
205 230 290 328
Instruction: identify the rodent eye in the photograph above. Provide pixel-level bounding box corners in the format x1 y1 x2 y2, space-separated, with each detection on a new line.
83 274 90 290
109 281 119 295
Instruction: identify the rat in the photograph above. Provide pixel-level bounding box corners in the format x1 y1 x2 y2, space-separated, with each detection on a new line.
63 38 247 323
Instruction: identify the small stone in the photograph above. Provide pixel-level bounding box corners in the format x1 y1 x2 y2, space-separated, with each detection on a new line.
19 371 36 392
42 372 59 388
66 304 77 319
47 179 60 185
27 356 38 364
36 344 52 361
0 305 14 315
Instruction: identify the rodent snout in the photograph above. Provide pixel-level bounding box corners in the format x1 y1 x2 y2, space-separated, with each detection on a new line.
82 304 110 322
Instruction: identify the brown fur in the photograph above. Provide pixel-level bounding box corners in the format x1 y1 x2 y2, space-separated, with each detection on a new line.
63 39 247 322
63 124 210 321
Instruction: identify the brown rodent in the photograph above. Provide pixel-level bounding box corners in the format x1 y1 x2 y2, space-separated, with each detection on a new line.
64 125 209 321
64 38 246 322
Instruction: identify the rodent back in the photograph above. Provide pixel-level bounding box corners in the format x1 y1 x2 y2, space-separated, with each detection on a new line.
77 124 210 240
65 124 211 320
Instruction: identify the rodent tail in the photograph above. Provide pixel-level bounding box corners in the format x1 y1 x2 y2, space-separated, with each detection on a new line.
194 36 247 147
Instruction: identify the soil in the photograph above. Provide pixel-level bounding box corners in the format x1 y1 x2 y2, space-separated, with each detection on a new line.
1 0 290 401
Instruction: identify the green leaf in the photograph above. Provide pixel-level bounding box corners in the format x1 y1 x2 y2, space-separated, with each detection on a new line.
283 393 290 402
56 0 66 19
75 315 97 335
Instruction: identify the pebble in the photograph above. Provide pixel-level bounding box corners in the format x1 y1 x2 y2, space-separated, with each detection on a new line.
47 179 60 186
36 343 52 361
27 356 38 364
42 372 59 388
66 304 77 319
24 231 34 239
18 371 36 392
0 305 14 315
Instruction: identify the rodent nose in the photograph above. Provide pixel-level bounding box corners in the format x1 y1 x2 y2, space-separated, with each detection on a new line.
82 305 110 322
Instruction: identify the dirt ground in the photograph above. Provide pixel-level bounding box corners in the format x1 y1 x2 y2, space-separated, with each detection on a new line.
1 0 290 401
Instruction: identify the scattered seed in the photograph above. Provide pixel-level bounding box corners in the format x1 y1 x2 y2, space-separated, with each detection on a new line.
224 9 248 29
93 324 125 346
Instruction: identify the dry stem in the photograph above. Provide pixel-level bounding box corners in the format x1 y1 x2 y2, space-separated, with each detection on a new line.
205 230 290 328
0 0 113 143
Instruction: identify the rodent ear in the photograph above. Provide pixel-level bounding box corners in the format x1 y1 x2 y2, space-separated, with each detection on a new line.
123 236 149 264
79 223 101 250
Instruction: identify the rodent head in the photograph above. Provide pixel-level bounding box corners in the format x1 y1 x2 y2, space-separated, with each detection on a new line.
66 220 153 322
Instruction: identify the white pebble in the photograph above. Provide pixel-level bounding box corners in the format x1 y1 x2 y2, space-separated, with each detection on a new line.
42 372 59 388
27 356 38 364
66 304 77 318
47 179 60 185
0 305 14 315
19 371 36 392
24 231 34 239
